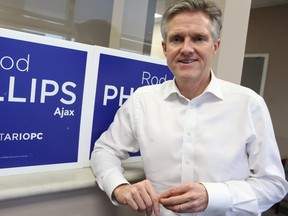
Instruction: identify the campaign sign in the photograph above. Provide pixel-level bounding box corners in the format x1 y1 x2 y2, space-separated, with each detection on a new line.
0 29 94 175
91 48 173 159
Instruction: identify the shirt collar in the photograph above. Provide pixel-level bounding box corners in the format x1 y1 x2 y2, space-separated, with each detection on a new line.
205 71 224 100
164 70 224 100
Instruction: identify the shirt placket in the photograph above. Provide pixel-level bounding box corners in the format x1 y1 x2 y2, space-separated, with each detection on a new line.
181 100 198 183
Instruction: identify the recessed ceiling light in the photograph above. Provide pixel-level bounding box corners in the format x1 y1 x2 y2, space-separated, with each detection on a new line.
154 13 162 19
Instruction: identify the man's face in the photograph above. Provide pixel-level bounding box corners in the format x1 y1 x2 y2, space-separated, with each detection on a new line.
162 11 220 85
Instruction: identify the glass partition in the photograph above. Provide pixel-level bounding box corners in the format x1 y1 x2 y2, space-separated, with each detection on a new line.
0 0 160 56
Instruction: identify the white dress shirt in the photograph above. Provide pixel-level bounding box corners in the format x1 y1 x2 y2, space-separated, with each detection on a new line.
91 72 288 216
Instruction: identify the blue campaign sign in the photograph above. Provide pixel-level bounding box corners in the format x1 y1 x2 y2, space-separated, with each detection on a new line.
0 33 89 171
0 29 172 175
91 50 173 156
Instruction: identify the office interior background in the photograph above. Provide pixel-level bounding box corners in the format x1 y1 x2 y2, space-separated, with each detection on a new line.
0 0 288 215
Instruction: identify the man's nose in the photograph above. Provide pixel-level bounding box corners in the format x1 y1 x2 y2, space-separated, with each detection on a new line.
181 39 194 55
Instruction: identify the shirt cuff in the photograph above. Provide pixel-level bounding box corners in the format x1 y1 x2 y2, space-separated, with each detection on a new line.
201 182 232 214
98 167 130 205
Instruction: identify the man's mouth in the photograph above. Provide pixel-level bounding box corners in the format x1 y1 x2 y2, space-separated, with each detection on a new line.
178 59 197 64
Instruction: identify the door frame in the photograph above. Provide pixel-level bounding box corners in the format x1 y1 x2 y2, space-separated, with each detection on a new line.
243 53 269 96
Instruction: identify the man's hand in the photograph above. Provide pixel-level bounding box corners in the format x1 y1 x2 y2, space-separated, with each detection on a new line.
113 179 160 216
159 183 208 213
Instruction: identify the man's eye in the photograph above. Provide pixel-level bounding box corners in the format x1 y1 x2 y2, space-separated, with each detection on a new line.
194 36 206 42
171 36 182 43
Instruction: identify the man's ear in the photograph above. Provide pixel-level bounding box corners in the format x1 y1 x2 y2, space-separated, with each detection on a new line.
162 41 167 57
213 39 221 55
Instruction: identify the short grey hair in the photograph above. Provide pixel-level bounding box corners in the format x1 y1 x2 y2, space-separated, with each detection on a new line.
160 0 222 42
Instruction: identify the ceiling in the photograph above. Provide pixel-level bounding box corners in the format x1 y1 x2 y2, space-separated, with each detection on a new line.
251 0 288 8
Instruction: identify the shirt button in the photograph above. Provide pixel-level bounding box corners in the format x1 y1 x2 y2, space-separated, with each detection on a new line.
187 131 191 136
185 161 190 165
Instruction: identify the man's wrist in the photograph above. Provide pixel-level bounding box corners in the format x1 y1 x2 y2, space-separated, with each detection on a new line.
201 182 232 214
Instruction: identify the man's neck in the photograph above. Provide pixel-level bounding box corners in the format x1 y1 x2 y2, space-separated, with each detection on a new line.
175 73 211 100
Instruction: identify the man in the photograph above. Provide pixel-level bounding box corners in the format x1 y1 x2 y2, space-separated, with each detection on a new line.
91 0 288 215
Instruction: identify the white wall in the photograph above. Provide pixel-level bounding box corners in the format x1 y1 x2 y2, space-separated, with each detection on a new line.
216 0 251 84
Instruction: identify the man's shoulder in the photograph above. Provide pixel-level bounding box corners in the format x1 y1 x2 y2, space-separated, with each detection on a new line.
217 78 262 100
135 80 173 94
